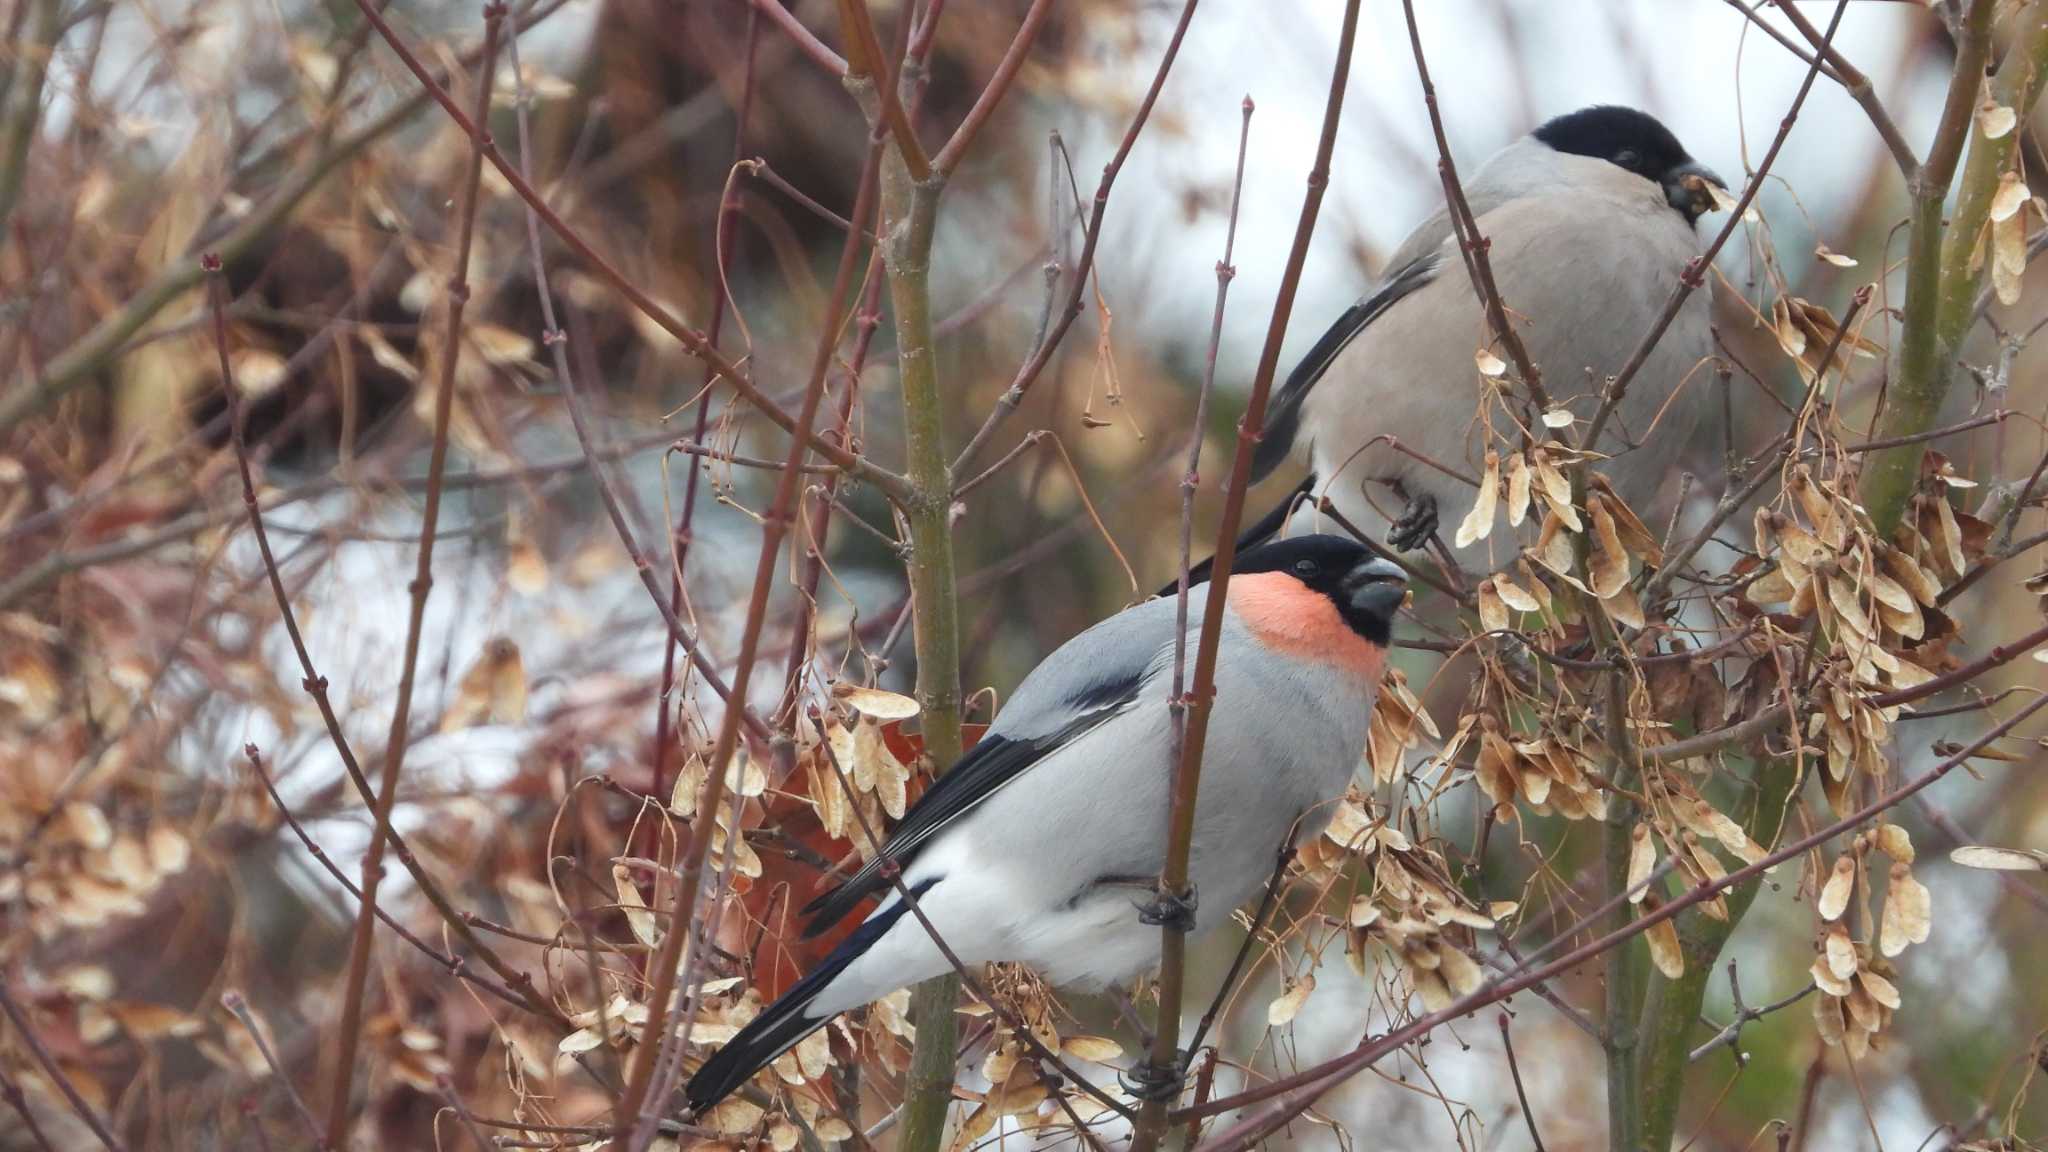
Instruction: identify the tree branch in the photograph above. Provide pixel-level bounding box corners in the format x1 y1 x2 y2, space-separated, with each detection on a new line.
1128 5 1362 1151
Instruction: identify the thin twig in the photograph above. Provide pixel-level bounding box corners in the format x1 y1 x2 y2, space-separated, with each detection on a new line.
1497 1013 1548 1152
1686 965 1816 1064
203 270 558 1026
1400 0 1552 418
435 1075 496 1151
743 0 847 74
322 10 505 1143
1130 5 1363 1151
931 0 1052 174
241 746 533 1010
0 0 59 232
612 73 884 1152
834 0 929 179
1769 0 1919 179
221 992 327 1150
950 0 1203 477
0 1065 57 1152
652 5 762 807
0 981 127 1151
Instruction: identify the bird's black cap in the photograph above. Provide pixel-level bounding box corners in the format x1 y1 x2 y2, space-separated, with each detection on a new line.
1533 105 1724 221
1533 105 1694 183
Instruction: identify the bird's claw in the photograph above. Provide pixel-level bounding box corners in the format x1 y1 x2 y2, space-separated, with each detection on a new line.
1118 1054 1188 1103
1136 883 1198 932
1387 491 1439 552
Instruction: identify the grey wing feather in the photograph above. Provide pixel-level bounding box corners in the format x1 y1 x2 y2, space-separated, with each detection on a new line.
1252 253 1441 482
798 594 1191 935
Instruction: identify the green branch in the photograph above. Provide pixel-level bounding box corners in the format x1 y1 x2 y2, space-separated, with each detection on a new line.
856 71 964 1152
0 0 59 233
1860 0 1997 534
1634 755 1799 1151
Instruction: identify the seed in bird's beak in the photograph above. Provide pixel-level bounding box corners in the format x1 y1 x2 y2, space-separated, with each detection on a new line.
1665 164 1740 223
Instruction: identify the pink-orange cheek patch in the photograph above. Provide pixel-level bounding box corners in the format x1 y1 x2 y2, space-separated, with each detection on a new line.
1227 572 1386 683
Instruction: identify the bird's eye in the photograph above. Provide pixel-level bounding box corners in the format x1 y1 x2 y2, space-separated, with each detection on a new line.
1614 148 1642 171
1293 558 1320 578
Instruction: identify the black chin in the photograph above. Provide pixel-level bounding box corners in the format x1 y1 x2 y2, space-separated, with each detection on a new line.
1663 183 1708 225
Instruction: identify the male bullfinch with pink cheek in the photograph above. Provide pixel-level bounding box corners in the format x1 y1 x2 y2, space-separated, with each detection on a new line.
685 535 1404 1114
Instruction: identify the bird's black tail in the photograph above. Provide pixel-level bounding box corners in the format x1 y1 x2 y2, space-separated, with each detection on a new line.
683 881 932 1116
1160 475 1316 598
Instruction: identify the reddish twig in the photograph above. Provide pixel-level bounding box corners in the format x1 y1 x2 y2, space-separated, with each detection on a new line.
1130 6 1363 1152
435 1075 496 1152
1765 0 1918 179
654 2 764 815
0 981 127 1151
502 37 773 752
744 0 846 74
611 79 885 1152
833 0 929 181
203 270 558 1027
1867 619 2048 708
321 10 504 1143
241 747 531 1011
221 992 326 1150
1162 97 1255 1093
931 0 1052 174
1399 0 1551 417
950 0 1202 477
1498 1013 1547 1152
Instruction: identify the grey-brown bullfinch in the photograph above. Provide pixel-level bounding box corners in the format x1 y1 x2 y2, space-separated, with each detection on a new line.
1224 105 1726 575
684 535 1404 1114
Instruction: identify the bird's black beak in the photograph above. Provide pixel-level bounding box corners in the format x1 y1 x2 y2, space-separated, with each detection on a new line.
1342 557 1408 623
1662 160 1728 225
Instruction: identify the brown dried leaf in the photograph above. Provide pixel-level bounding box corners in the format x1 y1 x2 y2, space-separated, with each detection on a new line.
1627 824 1655 904
1061 1035 1123 1063
1879 863 1931 956
1454 451 1501 548
1477 580 1510 634
835 684 921 720
708 1099 765 1137
1601 585 1647 631
1948 845 2048 871
1645 914 1685 979
1587 497 1632 598
612 863 658 948
441 638 526 732
1505 452 1532 528
1818 856 1856 922
1267 975 1314 1027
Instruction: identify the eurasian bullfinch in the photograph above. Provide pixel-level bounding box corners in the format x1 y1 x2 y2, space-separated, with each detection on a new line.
1236 105 1726 573
684 534 1404 1114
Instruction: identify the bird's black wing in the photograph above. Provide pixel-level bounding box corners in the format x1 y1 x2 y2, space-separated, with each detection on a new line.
798 673 1146 937
1251 252 1441 482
